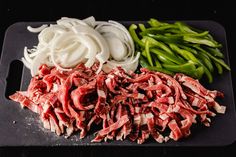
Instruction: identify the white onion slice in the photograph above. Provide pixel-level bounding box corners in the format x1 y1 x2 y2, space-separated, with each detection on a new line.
95 20 138 72
103 52 140 73
72 25 110 73
105 36 127 61
27 24 48 33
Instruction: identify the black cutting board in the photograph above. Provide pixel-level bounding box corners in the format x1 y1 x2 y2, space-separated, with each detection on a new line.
0 21 236 146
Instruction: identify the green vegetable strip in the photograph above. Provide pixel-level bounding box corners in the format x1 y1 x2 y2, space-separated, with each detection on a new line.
183 36 220 48
146 66 174 75
145 41 153 66
168 44 213 82
153 54 162 68
150 48 185 65
194 45 230 70
129 24 145 47
139 55 150 68
142 50 147 57
205 47 224 58
177 44 198 55
147 34 183 43
162 62 204 79
138 24 146 32
214 61 223 74
143 36 174 55
175 21 198 34
201 66 213 83
139 55 172 75
162 62 196 73
148 18 169 27
164 31 209 37
195 66 205 80
169 44 199 63
140 25 178 35
196 51 214 73
156 54 175 64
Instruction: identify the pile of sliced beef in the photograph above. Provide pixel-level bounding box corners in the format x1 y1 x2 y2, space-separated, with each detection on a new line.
10 63 226 144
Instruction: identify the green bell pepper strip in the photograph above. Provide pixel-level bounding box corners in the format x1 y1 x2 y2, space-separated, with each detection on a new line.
162 61 196 73
195 66 205 79
169 44 213 82
145 40 153 66
142 50 147 57
164 31 209 38
186 31 209 37
201 65 213 83
183 36 221 48
148 18 169 27
214 61 223 74
138 24 146 32
142 36 175 55
140 25 178 36
177 44 198 55
129 24 145 47
205 47 224 58
150 48 185 65
146 66 174 75
156 54 176 64
175 21 198 34
194 45 230 70
139 55 150 68
139 55 173 75
153 55 162 68
169 44 199 63
147 34 183 44
196 51 214 73
162 61 203 79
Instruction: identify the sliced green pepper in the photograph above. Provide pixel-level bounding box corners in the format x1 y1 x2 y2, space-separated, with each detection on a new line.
162 61 196 73
138 24 146 32
183 36 221 48
153 55 162 68
142 36 174 55
148 18 169 27
139 55 172 75
156 54 175 65
175 21 198 34
145 40 153 66
139 55 150 68
147 34 183 44
214 61 223 74
205 47 224 58
196 51 214 73
146 66 174 75
194 45 230 70
129 24 145 47
169 44 199 63
150 48 185 65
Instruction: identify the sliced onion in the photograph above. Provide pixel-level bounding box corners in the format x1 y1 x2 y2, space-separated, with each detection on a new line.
31 48 51 76
27 24 48 33
57 17 88 28
83 16 96 28
103 52 140 73
72 25 110 73
95 20 138 72
105 36 127 61
21 57 31 69
23 47 33 63
22 17 139 76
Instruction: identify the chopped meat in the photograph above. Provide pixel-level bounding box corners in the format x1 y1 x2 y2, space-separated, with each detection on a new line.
9 64 226 144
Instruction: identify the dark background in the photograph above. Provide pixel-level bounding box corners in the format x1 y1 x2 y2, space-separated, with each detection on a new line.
0 0 236 156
